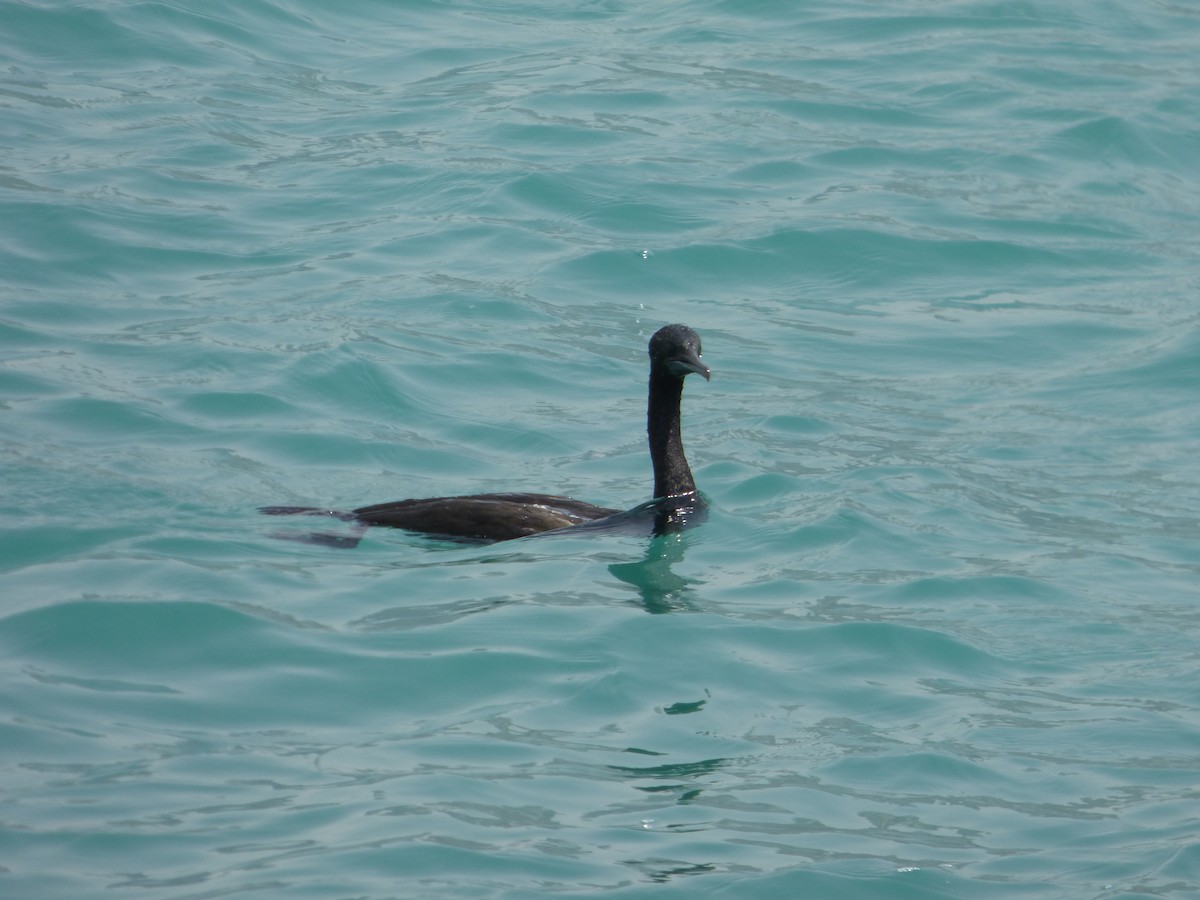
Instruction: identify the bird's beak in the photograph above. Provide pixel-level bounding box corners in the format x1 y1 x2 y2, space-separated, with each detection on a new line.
670 348 711 381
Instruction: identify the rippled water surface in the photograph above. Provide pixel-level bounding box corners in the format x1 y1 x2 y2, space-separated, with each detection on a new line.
3 1 1199 897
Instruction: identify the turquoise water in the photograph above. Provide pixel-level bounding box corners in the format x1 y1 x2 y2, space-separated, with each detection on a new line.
3 0 1199 896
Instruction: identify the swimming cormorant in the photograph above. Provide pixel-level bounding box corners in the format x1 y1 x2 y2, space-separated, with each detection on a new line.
260 323 710 544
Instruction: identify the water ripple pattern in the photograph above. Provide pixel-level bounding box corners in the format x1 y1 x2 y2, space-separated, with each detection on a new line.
2 1 1199 897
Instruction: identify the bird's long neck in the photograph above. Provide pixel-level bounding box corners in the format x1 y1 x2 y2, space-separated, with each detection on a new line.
647 369 696 499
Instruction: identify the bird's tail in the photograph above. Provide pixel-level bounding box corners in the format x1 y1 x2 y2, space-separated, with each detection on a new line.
259 506 357 521
258 506 365 548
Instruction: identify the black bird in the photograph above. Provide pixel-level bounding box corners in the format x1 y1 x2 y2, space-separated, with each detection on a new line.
261 323 710 545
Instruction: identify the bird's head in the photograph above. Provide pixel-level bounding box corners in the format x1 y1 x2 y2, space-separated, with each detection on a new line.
649 324 710 381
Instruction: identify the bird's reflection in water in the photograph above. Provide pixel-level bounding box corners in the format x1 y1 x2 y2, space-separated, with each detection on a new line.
337 495 708 629
608 530 702 614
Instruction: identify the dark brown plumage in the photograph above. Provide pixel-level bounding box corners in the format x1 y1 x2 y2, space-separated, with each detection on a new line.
261 324 709 545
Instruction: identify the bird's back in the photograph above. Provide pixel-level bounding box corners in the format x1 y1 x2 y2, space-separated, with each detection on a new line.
352 492 620 542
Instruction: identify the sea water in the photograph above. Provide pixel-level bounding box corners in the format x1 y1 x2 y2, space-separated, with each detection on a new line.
2 1 1199 897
